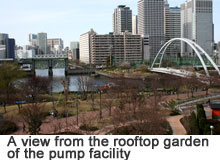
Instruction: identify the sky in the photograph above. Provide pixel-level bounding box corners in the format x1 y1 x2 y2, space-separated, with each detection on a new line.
0 0 220 47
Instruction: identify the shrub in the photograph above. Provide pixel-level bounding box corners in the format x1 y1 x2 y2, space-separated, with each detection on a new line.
196 104 207 134
189 112 200 135
79 124 98 131
0 121 18 135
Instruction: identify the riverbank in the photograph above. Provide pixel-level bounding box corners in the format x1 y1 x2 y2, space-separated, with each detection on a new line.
95 70 155 80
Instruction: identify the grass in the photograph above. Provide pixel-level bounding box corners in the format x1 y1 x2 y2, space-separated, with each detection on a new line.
0 93 116 120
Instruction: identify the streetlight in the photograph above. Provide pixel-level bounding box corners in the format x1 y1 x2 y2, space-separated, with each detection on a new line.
75 98 79 126
98 89 103 119
210 125 214 135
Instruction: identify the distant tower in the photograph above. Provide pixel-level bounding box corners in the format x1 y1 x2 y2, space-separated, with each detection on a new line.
113 5 132 34
181 0 214 56
0 33 15 59
0 33 9 59
164 0 181 57
37 33 47 55
29 34 38 46
132 15 138 35
70 41 79 60
138 0 165 60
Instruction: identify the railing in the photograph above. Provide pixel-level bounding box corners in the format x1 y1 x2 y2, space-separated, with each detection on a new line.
33 54 68 59
176 94 220 112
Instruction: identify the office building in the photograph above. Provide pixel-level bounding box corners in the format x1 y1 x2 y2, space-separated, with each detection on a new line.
132 15 138 35
29 34 38 46
0 33 8 59
37 32 47 54
181 0 214 56
90 32 142 65
164 1 181 57
8 38 15 59
79 29 96 64
113 5 132 34
47 38 64 54
138 0 165 61
16 46 36 59
0 33 15 59
70 41 79 60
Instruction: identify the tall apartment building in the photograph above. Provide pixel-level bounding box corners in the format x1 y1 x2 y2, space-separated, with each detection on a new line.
47 38 64 54
79 29 96 64
0 33 15 59
70 41 79 60
113 5 132 34
37 32 48 55
138 0 165 61
164 1 181 57
90 32 142 65
132 15 138 35
181 0 214 56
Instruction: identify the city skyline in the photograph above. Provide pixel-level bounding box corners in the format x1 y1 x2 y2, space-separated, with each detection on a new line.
1 0 220 46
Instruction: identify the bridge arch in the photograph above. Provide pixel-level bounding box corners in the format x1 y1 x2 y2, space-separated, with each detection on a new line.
151 38 220 77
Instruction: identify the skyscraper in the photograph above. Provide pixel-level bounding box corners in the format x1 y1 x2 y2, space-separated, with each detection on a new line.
8 38 15 59
70 41 79 60
37 32 47 55
0 33 15 59
29 34 38 46
132 15 138 35
138 0 165 60
0 33 9 59
164 0 181 57
47 38 64 54
113 5 132 34
181 0 214 56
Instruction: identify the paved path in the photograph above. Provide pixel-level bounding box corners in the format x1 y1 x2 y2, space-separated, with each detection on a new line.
167 115 187 135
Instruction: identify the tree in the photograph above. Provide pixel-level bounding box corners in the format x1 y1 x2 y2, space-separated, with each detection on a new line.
0 62 26 113
77 76 93 100
21 76 51 102
185 75 201 98
61 77 70 108
21 103 45 135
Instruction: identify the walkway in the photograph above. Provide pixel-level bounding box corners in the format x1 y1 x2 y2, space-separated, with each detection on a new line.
167 115 187 135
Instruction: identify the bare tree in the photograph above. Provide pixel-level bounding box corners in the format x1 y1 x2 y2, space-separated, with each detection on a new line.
77 76 93 100
21 103 46 135
21 76 51 102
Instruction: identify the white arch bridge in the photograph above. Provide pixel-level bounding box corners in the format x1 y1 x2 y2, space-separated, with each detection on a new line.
150 38 220 77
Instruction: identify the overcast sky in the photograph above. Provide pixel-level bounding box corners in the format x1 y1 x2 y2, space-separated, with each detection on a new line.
0 0 219 47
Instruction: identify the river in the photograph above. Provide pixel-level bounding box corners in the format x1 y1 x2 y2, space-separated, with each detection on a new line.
35 69 111 93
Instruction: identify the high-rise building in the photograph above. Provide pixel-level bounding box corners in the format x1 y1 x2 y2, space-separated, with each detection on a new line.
132 15 138 35
70 41 79 60
16 45 36 59
47 38 64 54
90 32 142 65
29 34 38 46
164 0 181 57
8 38 15 59
181 0 214 56
138 0 165 61
79 29 96 64
113 5 132 34
37 32 47 54
0 33 9 59
0 33 15 59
